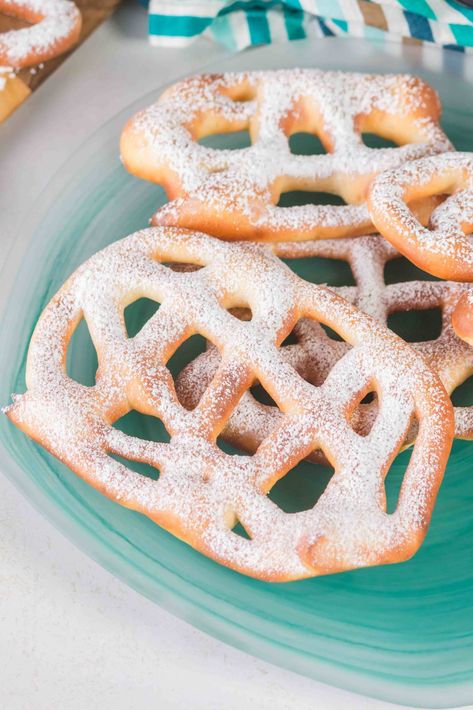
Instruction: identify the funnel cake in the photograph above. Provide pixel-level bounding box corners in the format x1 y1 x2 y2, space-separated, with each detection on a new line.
368 152 473 346
5 227 453 581
369 152 473 281
120 69 451 242
0 0 81 69
177 235 473 459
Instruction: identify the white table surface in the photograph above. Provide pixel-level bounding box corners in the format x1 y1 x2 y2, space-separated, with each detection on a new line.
0 3 467 709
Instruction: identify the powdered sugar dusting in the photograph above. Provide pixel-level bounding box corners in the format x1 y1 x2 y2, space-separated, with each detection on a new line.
121 68 452 241
4 227 453 580
0 0 81 69
369 152 473 277
179 234 473 452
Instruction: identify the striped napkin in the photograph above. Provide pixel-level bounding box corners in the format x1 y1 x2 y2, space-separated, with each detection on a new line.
147 0 473 53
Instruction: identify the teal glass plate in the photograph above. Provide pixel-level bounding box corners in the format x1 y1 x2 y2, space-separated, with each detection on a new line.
1 39 473 709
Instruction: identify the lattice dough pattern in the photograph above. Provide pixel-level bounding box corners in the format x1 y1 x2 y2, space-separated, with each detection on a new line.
120 69 452 242
0 0 81 69
177 235 473 460
369 152 473 281
368 152 473 348
5 228 453 581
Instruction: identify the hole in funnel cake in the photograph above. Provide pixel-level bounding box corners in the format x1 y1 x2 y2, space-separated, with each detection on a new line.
281 328 299 347
268 460 335 513
217 437 251 457
124 297 160 338
231 95 254 104
360 392 375 404
250 384 278 408
110 410 169 480
451 374 473 407
288 132 327 156
232 520 252 540
227 306 253 322
384 256 440 284
113 410 171 444
162 262 203 273
349 390 378 437
166 334 208 408
66 318 98 387
109 452 160 481
361 133 398 149
198 129 251 150
387 308 442 342
384 444 414 515
277 190 346 208
285 255 355 287
320 323 345 342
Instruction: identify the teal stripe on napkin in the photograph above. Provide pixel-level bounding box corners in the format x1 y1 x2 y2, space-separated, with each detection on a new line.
149 13 213 37
148 0 473 53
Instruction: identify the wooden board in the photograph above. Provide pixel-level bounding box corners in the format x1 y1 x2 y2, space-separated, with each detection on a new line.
0 0 121 122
